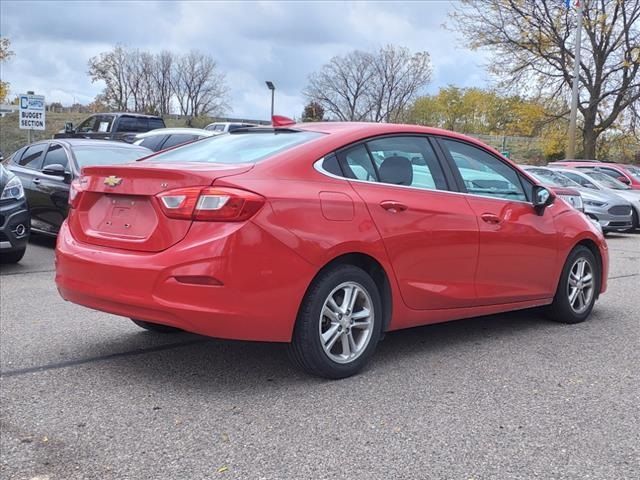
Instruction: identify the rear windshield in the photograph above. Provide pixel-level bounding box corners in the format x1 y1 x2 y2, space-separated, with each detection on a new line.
148 131 324 164
586 171 630 189
73 146 151 168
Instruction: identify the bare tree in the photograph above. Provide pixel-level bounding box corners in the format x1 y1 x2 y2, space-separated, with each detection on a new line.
304 46 431 122
172 50 229 118
88 45 130 110
451 0 640 158
304 50 376 121
153 51 174 115
370 45 432 122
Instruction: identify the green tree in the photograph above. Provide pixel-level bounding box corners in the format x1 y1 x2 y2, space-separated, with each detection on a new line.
0 37 14 103
302 101 325 122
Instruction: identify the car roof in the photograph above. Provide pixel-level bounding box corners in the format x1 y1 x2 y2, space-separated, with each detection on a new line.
134 128 214 138
48 138 149 149
90 112 163 119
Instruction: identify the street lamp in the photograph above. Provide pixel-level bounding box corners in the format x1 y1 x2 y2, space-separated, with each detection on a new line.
265 81 275 119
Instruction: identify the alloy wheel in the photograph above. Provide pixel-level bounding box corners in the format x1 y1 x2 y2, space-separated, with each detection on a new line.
566 257 595 314
318 281 374 364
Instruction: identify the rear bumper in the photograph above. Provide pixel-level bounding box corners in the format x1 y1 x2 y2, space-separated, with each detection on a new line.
55 220 315 342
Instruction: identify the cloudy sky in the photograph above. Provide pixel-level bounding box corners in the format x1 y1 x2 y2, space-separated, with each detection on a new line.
0 0 490 120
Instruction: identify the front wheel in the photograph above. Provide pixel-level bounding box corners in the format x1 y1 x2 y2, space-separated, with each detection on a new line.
288 265 382 379
131 319 183 333
547 246 599 324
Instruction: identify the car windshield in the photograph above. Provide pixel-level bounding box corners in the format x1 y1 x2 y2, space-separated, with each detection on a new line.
148 130 324 164
585 171 630 190
73 146 151 168
527 168 581 188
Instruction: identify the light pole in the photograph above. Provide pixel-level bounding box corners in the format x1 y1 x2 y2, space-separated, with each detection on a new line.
566 1 583 159
265 81 275 119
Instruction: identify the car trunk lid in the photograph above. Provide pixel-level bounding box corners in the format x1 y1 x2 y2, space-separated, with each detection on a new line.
67 162 253 252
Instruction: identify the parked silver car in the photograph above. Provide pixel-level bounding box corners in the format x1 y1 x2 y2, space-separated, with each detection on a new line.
523 166 633 232
549 167 640 231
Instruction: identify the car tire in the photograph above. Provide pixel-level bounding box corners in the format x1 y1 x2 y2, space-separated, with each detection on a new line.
0 248 26 264
288 264 382 379
547 246 599 324
626 209 639 232
130 319 183 333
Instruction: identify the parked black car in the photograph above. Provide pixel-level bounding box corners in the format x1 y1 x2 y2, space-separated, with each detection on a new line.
53 113 165 143
0 164 30 263
5 139 151 235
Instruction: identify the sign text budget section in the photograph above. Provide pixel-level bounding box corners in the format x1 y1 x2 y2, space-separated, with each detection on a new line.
19 94 46 130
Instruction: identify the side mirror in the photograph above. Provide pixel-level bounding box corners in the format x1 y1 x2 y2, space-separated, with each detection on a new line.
42 163 67 178
617 176 631 185
64 122 75 134
532 186 554 214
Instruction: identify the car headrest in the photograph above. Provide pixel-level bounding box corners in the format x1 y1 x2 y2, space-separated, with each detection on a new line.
379 156 413 186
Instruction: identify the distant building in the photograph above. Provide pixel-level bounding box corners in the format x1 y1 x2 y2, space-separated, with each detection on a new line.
0 103 17 117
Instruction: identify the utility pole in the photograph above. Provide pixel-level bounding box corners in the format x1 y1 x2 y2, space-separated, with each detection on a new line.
566 1 583 160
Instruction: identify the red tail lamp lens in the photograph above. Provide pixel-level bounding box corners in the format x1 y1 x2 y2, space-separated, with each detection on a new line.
156 187 265 221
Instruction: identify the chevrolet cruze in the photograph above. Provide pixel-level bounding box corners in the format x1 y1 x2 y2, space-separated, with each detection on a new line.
55 120 608 378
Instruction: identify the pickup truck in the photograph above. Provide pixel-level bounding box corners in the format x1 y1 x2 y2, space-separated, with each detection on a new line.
53 113 165 143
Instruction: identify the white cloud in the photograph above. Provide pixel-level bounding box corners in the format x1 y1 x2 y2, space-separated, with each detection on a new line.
0 0 490 120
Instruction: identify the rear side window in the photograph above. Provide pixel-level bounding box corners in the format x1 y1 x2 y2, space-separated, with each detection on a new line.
18 144 47 170
119 116 148 132
162 134 198 149
137 135 167 151
338 144 377 181
149 131 324 164
442 139 527 201
42 144 69 170
149 118 165 130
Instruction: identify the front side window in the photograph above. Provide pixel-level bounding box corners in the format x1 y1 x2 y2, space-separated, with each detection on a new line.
149 131 324 164
442 139 527 201
76 116 98 133
18 144 47 170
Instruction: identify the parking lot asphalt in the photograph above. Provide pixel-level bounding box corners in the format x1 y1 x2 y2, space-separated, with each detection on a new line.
1 234 639 480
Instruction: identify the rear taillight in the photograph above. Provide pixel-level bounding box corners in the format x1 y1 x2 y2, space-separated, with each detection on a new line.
156 187 265 222
69 177 88 209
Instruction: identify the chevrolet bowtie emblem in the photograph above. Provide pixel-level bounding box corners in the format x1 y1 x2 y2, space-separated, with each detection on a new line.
104 176 122 187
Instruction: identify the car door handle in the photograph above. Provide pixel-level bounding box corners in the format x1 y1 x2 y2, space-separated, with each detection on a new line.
380 201 408 213
32 178 41 185
480 213 502 224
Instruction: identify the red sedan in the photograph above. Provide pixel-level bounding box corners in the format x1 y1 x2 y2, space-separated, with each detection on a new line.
56 121 608 378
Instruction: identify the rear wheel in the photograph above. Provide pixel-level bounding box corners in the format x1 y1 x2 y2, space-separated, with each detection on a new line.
288 265 382 379
547 246 599 324
130 319 183 333
0 248 26 264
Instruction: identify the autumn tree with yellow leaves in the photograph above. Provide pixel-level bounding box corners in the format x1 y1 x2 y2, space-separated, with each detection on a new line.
451 0 640 159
